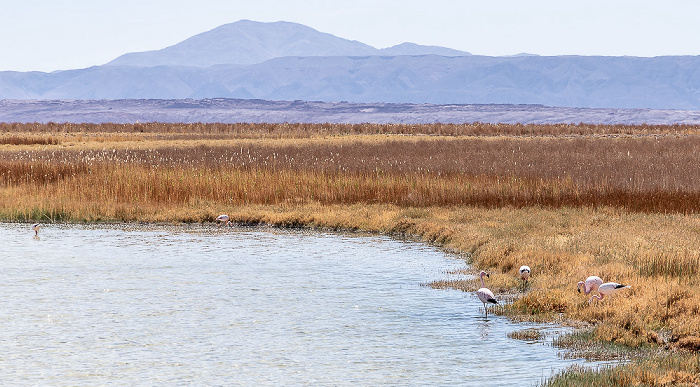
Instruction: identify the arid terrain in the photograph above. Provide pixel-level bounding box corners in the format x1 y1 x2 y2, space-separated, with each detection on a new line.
2 122 700 385
3 99 700 125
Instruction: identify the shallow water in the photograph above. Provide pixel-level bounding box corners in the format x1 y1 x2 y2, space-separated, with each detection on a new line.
1 223 596 385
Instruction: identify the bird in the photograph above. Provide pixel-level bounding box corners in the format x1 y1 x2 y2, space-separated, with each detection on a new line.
215 214 230 226
577 276 603 295
32 223 40 236
519 265 531 282
589 282 630 304
476 271 498 317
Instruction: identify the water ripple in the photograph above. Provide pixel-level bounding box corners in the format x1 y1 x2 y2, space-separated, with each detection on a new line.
0 223 601 385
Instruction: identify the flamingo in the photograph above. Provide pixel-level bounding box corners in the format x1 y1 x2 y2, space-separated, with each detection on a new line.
215 214 230 226
32 223 40 236
589 282 630 304
476 271 498 317
577 276 603 295
519 265 531 282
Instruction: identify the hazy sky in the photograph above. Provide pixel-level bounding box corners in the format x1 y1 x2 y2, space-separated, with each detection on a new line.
2 0 699 72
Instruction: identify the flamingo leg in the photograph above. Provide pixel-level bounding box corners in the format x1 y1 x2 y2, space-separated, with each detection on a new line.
588 293 604 304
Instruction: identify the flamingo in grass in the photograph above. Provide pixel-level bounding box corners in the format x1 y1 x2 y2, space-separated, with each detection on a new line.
577 276 603 295
476 271 498 317
588 282 630 304
519 265 531 283
215 214 230 226
32 223 40 236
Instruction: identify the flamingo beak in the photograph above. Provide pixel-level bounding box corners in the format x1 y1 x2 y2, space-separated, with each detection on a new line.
577 288 581 293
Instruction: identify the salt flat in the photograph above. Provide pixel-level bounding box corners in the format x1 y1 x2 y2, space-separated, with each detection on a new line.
2 99 700 125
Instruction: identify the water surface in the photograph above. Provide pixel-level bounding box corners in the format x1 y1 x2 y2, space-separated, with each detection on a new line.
1 223 595 385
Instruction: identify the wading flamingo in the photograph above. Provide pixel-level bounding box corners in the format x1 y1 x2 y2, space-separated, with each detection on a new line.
519 265 531 282
476 271 498 317
215 214 230 226
589 282 630 304
577 276 603 295
32 223 40 236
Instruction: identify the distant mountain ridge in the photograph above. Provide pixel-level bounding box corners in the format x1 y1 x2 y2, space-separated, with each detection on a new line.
4 99 700 125
1 19 699 111
106 20 471 67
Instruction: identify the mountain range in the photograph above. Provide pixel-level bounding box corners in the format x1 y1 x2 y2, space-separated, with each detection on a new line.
1 20 699 110
4 99 700 125
106 20 472 67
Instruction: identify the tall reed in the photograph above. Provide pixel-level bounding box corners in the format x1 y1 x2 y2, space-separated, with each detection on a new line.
2 121 699 137
4 122 700 386
3 133 700 213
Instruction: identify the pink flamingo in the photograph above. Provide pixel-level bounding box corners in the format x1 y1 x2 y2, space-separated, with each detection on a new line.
519 265 531 283
32 223 41 236
215 214 230 226
577 276 603 295
476 271 498 317
589 282 630 304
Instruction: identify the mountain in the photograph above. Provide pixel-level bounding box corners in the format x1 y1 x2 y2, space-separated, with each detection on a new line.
3 55 700 109
106 20 470 67
379 43 471 56
1 20 699 110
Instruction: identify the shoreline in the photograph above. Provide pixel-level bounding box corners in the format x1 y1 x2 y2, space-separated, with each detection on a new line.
2 217 603 385
4 213 677 359
3 122 700 385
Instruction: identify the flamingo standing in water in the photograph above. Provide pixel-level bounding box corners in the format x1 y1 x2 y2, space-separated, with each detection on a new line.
215 214 230 226
32 223 40 236
519 265 531 283
577 276 603 295
589 282 630 304
476 271 498 317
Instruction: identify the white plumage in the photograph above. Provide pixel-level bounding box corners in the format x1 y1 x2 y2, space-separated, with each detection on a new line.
215 214 230 226
577 276 603 295
476 271 498 317
519 265 531 282
589 282 630 304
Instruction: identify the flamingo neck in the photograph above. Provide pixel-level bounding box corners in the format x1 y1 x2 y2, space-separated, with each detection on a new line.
480 273 486 288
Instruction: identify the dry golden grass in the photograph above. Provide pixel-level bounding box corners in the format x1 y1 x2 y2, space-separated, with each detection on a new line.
3 130 700 212
0 133 61 145
508 328 545 341
3 122 700 386
544 354 700 386
3 121 700 137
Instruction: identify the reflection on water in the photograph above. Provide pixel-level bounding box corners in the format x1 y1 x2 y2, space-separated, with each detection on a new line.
477 318 494 341
1 223 600 386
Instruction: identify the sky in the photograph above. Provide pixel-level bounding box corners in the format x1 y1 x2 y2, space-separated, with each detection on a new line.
2 0 700 72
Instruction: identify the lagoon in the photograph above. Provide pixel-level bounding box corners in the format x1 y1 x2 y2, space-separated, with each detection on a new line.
1 223 597 385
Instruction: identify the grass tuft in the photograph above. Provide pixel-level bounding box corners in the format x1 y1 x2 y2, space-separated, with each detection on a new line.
3 122 700 385
508 328 545 341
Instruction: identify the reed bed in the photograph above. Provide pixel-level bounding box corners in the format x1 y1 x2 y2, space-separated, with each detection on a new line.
5 161 700 214
0 134 61 145
3 122 700 385
2 121 700 137
3 134 700 213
